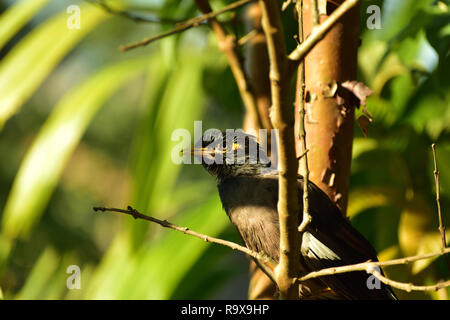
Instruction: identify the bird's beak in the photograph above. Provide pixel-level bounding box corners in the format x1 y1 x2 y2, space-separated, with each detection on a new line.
182 146 208 157
182 146 223 158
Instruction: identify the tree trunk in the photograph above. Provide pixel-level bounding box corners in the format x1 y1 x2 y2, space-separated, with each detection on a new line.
295 0 360 214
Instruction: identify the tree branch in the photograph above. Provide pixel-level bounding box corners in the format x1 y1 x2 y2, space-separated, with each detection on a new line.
311 0 320 26
288 0 359 70
371 268 450 293
432 143 450 270
93 206 277 282
237 29 259 46
194 0 263 131
242 3 276 299
295 1 312 235
120 0 255 51
259 0 300 299
296 247 450 283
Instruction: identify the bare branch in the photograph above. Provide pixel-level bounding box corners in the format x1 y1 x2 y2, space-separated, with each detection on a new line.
371 268 450 293
281 0 294 11
259 0 300 299
120 0 255 51
288 0 359 69
237 29 259 46
194 0 263 131
295 1 312 235
311 0 320 26
93 206 277 280
432 143 450 270
296 247 450 283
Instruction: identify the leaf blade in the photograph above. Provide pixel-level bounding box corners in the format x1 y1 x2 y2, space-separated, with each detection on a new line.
1 58 146 239
0 3 108 130
0 0 50 50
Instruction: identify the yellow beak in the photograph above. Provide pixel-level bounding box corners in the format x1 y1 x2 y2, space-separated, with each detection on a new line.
182 146 224 157
182 146 207 157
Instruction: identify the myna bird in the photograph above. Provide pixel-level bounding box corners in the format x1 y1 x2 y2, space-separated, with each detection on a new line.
185 130 397 300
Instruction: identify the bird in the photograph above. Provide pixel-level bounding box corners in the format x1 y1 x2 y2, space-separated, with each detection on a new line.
185 130 397 300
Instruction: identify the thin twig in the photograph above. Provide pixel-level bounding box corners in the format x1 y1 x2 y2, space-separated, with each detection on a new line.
194 0 263 131
297 148 309 161
288 0 359 70
237 29 259 46
296 247 450 282
311 0 320 26
432 143 450 270
120 0 255 51
371 268 450 293
296 1 312 235
93 206 278 275
281 0 293 11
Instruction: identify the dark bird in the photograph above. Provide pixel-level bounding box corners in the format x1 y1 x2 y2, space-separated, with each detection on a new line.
186 130 397 300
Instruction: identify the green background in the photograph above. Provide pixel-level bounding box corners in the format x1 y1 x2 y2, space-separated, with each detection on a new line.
0 0 449 299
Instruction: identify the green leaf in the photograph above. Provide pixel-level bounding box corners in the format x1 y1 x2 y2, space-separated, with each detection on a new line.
83 50 229 299
83 195 229 299
0 3 108 130
388 4 450 61
403 55 450 139
378 0 435 41
411 231 450 274
433 143 450 196
0 0 50 50
1 58 147 240
347 186 404 219
16 247 60 299
398 194 434 257
128 49 206 247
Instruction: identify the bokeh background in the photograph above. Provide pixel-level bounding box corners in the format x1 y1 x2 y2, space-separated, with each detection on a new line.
0 0 449 299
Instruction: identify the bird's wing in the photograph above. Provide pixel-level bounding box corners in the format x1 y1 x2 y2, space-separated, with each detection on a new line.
259 173 396 299
301 180 397 299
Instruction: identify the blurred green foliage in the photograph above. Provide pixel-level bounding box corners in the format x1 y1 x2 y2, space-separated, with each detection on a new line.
0 0 448 299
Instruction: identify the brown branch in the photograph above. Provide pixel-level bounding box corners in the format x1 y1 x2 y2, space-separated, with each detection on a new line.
259 0 300 299
432 143 450 270
296 247 450 282
281 0 294 11
194 0 263 131
93 206 277 283
237 29 259 46
243 3 275 299
296 1 312 235
311 0 320 26
371 268 450 293
120 0 255 51
288 0 359 70
242 3 273 135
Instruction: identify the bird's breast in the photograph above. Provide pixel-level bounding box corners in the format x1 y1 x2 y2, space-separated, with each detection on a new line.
218 176 281 261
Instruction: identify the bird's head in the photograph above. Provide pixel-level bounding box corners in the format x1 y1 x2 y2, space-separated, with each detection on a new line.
184 130 271 180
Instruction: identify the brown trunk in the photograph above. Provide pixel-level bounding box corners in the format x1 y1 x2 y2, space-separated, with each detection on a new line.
295 0 360 214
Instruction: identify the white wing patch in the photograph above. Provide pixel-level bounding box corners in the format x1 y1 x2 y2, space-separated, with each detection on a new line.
301 232 341 261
